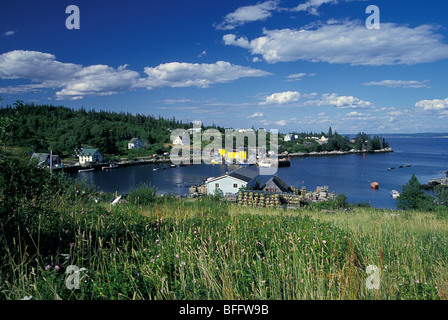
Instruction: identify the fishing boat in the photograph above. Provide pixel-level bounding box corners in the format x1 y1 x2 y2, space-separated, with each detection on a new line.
78 168 94 172
390 190 400 198
170 164 176 168
153 168 159 171
405 164 412 167
370 182 379 189
102 163 118 170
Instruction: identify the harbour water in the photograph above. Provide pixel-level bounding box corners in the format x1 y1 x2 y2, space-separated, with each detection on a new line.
74 136 448 209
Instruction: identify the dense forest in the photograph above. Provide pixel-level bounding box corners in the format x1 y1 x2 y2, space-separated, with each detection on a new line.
0 101 207 157
0 100 389 160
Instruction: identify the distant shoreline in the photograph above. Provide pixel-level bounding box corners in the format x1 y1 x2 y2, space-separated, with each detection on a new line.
286 147 393 158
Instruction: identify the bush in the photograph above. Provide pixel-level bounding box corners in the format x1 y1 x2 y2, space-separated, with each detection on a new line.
127 182 157 206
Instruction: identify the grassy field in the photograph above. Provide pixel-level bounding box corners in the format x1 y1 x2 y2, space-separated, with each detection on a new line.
1 194 447 300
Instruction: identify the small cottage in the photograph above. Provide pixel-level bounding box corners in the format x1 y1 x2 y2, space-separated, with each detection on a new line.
30 152 62 167
128 138 144 149
173 135 190 146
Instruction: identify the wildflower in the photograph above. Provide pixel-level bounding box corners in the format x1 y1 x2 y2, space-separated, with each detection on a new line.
161 277 166 282
150 259 155 263
55 265 60 270
45 265 51 270
69 242 75 247
175 254 179 259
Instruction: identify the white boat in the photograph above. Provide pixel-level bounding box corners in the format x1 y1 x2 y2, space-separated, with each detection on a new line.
391 190 400 198
110 195 122 205
78 168 94 172
258 160 274 167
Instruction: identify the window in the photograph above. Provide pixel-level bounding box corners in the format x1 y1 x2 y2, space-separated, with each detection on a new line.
215 183 219 188
233 184 238 188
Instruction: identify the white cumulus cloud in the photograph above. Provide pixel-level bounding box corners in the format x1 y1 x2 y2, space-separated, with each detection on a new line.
223 20 448 65
306 93 374 109
275 120 287 126
292 0 338 15
260 91 301 105
247 112 265 118
415 98 448 112
140 61 271 89
0 50 271 99
216 0 280 30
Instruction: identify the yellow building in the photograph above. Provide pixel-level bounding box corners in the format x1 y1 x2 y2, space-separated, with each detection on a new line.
218 149 247 160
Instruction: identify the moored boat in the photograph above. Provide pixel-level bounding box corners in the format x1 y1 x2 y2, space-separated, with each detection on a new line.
391 190 400 198
102 163 118 170
371 182 379 189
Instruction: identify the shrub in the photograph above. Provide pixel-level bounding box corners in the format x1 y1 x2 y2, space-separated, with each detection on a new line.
127 182 157 206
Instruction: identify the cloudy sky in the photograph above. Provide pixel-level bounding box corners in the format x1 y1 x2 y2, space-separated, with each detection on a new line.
1 0 448 133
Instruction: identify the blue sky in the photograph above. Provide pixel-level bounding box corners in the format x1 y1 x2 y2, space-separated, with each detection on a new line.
1 0 448 134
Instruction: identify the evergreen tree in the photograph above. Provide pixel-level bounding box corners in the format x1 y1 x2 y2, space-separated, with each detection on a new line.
396 174 433 210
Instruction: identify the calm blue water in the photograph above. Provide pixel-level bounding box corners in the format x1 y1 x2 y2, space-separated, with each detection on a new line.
74 137 448 209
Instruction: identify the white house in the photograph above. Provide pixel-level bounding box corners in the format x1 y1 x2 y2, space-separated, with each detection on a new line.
173 135 190 146
205 167 259 196
128 138 144 149
284 134 295 142
78 147 103 165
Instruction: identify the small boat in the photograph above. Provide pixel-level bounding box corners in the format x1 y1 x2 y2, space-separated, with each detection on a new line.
110 195 122 205
405 164 412 167
102 163 118 170
258 160 274 167
371 182 379 189
153 168 159 171
78 168 94 172
391 190 400 198
170 164 176 168
278 158 291 167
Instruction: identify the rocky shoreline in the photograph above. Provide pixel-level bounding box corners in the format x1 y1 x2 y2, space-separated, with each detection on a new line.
286 147 393 158
422 171 448 190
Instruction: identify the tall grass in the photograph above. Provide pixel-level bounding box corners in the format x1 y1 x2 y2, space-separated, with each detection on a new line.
1 193 447 300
